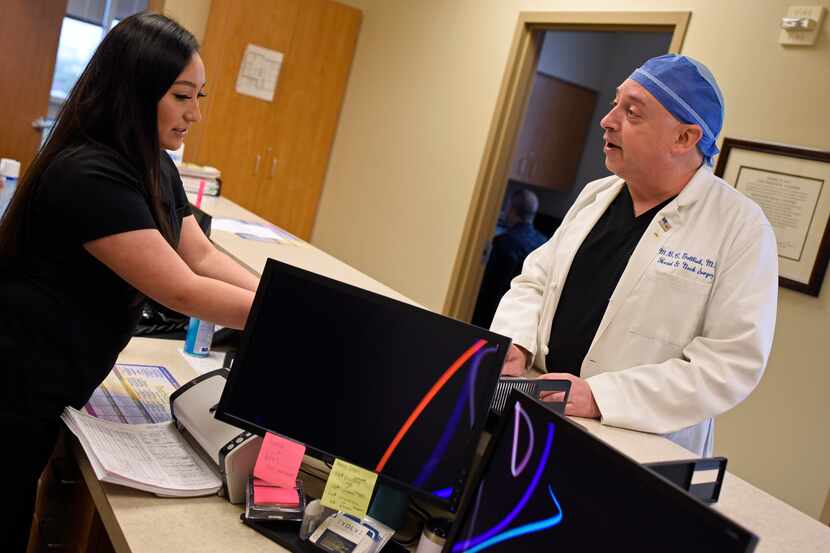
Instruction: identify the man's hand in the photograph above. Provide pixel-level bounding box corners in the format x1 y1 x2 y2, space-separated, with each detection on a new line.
538 372 601 419
501 344 529 376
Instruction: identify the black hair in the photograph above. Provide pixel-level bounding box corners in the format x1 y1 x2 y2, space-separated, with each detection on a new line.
510 188 539 223
0 12 198 256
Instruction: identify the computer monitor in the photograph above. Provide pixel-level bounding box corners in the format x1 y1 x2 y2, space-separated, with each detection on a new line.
445 390 758 553
216 258 510 511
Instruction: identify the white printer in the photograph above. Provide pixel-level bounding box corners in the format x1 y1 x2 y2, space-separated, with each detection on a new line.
169 369 261 504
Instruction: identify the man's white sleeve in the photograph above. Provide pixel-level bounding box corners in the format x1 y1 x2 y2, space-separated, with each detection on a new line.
489 236 555 361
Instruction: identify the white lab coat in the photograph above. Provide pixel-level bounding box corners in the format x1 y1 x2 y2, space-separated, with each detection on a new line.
491 166 778 456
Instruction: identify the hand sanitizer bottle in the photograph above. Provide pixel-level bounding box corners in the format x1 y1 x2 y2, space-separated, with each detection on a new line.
184 317 215 357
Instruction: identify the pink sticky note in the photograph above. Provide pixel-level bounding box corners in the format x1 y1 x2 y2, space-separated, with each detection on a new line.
253 485 300 506
195 179 205 208
253 432 306 488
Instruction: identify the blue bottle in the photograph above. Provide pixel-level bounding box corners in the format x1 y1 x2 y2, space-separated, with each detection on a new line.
0 176 16 218
184 317 215 357
0 158 20 218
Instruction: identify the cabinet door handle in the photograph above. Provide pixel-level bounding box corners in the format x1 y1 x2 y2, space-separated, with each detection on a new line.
254 154 261 176
270 158 278 178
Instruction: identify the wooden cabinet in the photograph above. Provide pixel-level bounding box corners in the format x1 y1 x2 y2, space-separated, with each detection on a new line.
510 72 597 192
184 0 361 240
0 1 64 173
27 433 113 553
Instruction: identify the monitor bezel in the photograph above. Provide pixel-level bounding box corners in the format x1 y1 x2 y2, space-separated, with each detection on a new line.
443 389 759 552
215 258 511 512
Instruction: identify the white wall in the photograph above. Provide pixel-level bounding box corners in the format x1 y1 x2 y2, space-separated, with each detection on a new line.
313 0 830 520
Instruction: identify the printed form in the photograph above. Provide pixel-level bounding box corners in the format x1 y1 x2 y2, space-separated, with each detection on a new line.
63 407 221 497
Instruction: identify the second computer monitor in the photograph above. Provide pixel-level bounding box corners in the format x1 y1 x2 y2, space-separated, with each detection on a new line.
445 390 758 553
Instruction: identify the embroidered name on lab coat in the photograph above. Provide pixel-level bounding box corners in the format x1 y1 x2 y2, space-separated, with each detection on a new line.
656 247 717 281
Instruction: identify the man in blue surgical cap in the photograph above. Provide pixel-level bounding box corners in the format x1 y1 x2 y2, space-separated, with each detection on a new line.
491 55 778 455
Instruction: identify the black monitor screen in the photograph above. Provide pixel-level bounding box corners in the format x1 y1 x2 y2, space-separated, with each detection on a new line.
216 259 510 510
445 390 758 553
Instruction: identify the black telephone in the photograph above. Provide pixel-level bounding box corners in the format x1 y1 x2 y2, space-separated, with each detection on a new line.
135 302 241 347
134 301 189 337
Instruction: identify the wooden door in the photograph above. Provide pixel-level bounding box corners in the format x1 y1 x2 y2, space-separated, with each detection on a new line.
255 0 362 239
0 1 65 173
510 72 597 191
185 0 300 213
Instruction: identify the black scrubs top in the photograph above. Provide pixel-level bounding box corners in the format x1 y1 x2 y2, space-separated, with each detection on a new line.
545 185 674 376
0 144 190 418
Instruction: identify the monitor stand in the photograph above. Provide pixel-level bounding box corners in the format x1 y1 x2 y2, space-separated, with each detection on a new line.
242 483 412 552
242 517 409 553
367 483 410 531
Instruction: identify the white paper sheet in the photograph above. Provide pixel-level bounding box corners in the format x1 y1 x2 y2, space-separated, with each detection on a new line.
63 408 221 496
83 364 179 423
211 217 300 244
178 348 225 375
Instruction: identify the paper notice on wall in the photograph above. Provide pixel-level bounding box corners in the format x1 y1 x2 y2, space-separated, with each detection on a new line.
235 44 283 102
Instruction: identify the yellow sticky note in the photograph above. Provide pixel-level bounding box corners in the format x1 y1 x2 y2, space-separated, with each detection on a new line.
320 459 378 519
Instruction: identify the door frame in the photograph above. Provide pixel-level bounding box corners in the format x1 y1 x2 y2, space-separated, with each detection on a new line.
442 11 690 320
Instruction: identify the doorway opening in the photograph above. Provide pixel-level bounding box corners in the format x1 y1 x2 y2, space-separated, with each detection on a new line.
470 29 673 328
444 11 690 323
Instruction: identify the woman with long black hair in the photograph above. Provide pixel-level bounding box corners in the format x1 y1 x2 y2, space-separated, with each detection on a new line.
0 13 258 549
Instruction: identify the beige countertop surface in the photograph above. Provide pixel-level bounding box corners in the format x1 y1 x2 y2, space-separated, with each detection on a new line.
73 196 830 553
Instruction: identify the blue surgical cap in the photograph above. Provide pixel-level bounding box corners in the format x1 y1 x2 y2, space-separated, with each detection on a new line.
629 54 724 166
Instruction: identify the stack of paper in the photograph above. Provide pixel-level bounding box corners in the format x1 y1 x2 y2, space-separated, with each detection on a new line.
62 407 222 497
177 163 221 196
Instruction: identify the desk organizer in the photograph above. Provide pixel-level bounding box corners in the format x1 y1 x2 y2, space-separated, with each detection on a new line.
242 517 409 553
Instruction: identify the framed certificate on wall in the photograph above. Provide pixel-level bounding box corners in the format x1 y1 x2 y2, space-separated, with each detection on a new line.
715 138 830 296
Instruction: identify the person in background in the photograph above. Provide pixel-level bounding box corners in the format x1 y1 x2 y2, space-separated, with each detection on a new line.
491 54 778 456
472 188 547 328
0 13 259 550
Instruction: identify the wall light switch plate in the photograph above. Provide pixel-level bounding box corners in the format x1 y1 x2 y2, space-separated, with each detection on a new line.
779 6 825 46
